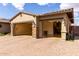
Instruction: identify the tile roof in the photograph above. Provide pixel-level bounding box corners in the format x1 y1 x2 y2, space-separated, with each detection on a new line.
0 17 9 23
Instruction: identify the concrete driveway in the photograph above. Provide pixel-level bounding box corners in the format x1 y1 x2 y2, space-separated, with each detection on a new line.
0 35 78 56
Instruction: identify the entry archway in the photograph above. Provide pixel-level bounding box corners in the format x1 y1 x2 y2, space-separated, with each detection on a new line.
53 21 61 37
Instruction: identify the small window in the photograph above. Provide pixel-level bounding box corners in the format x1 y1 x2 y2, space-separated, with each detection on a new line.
0 24 2 28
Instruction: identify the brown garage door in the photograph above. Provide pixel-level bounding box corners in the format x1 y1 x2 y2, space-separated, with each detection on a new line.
14 23 32 35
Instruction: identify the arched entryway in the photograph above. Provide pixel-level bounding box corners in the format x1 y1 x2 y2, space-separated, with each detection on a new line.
53 21 61 37
39 20 61 38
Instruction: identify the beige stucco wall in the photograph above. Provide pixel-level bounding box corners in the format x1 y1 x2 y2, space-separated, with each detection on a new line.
11 13 35 23
0 23 10 33
61 20 66 39
64 14 71 32
14 23 32 35
42 21 53 37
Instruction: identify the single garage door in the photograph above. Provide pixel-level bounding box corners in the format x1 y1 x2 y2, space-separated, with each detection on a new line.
14 23 32 35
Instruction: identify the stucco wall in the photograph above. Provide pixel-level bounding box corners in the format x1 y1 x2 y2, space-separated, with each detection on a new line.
14 23 32 35
42 21 53 37
11 13 35 23
0 23 10 33
61 20 66 39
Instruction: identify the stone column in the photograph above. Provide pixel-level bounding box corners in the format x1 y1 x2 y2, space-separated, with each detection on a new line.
32 17 38 38
39 21 43 38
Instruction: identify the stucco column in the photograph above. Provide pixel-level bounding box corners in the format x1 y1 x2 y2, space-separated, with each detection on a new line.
61 20 67 39
11 23 15 36
11 23 13 36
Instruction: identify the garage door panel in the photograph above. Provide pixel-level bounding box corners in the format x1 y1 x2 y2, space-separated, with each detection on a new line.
14 23 32 35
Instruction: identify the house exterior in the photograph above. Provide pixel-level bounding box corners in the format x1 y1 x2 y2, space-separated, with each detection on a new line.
10 8 74 39
0 18 10 33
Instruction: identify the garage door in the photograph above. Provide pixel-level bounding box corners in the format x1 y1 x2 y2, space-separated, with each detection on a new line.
14 23 32 35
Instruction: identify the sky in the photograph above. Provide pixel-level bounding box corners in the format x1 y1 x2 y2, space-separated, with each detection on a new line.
0 3 60 19
0 3 79 25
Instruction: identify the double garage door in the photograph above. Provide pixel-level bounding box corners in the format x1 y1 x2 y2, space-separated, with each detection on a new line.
14 23 32 35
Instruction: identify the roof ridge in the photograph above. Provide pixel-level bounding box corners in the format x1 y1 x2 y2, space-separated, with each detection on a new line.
19 11 38 16
39 8 73 16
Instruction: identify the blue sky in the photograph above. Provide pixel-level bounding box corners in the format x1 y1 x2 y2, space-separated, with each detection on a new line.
0 3 60 19
0 3 79 25
24 3 60 14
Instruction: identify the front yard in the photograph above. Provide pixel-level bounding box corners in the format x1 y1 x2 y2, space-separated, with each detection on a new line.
0 35 78 56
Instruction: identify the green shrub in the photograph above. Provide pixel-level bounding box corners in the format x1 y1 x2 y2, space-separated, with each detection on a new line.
0 32 8 36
